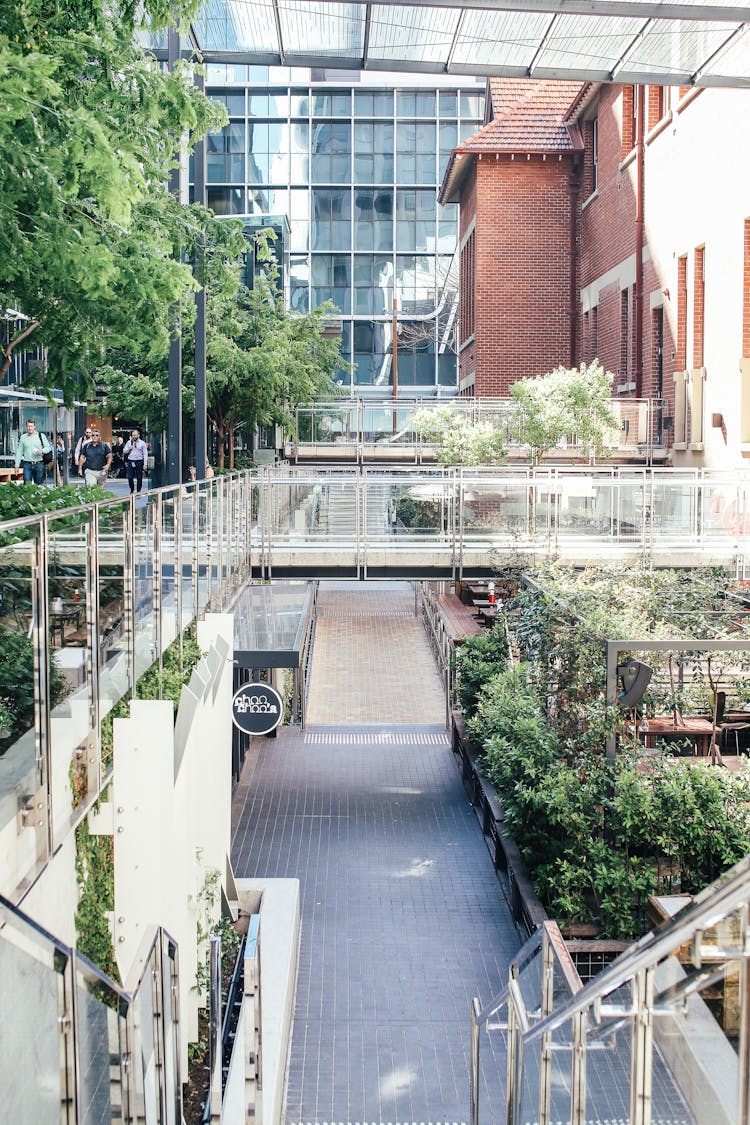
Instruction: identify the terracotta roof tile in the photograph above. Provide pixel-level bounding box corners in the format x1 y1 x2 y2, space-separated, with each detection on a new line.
457 77 587 154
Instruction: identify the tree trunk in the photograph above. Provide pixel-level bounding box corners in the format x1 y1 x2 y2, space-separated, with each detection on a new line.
229 424 235 470
216 424 225 469
0 321 42 381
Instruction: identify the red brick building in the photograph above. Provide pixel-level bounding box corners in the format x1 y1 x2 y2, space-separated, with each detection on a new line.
439 79 585 396
440 79 750 467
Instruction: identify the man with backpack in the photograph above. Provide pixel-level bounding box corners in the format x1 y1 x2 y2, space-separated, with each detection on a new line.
14 418 52 484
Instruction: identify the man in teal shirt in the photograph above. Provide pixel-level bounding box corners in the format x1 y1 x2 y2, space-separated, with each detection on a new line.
14 419 51 484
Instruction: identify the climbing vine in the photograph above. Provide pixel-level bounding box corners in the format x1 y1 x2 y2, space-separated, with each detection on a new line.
75 627 206 974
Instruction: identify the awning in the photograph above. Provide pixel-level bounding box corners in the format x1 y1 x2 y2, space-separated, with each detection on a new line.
232 581 314 668
191 0 750 87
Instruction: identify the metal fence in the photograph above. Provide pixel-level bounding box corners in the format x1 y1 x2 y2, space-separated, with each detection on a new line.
252 464 750 578
0 893 181 1125
471 855 750 1125
0 474 256 902
291 397 662 462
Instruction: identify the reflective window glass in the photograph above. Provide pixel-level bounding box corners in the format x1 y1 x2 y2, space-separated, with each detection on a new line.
354 90 392 116
267 89 288 116
290 89 310 115
210 90 245 116
439 121 458 159
311 254 350 287
312 89 352 115
439 91 458 117
207 187 246 215
459 120 481 143
460 93 485 118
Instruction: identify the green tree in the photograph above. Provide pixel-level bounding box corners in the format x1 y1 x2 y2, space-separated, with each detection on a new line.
0 0 229 399
97 232 346 467
510 360 618 463
412 405 508 465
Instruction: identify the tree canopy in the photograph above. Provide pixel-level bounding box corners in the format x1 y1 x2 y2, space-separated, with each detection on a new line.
413 361 618 465
97 232 346 466
0 0 232 399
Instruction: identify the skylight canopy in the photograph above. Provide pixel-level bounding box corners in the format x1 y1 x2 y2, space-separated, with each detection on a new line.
191 0 750 85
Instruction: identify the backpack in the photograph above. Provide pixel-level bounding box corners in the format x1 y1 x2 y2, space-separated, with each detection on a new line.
40 433 54 465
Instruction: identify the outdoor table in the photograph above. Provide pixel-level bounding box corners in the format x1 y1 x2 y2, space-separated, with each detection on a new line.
49 603 83 647
640 716 715 756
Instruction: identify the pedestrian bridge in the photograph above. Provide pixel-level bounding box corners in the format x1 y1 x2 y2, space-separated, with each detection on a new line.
250 465 750 578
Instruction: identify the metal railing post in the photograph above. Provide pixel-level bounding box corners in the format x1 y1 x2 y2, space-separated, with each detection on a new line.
539 930 554 1125
470 997 481 1125
209 933 222 1121
570 1009 587 1125
629 967 654 1125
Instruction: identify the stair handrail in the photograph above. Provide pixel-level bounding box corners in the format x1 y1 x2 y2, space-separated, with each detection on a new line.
522 851 750 1046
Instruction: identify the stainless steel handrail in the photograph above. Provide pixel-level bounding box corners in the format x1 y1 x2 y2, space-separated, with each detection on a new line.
524 853 750 1045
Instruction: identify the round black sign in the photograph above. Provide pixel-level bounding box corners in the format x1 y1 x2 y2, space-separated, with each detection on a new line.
231 682 284 736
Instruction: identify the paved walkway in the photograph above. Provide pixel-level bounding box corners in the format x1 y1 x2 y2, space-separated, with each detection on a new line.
307 582 445 725
232 721 516 1124
231 581 694 1125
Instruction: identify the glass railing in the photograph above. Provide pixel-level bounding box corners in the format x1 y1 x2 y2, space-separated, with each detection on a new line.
252 466 750 577
0 893 181 1124
292 398 662 459
0 474 257 900
471 855 750 1125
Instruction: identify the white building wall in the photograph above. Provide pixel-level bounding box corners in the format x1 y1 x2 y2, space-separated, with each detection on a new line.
643 88 750 469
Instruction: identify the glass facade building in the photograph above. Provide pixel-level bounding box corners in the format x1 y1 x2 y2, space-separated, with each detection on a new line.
200 67 484 395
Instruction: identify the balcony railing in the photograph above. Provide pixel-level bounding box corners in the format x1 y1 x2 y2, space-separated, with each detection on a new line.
291 397 664 462
0 893 181 1124
471 855 750 1125
0 474 256 901
252 464 750 577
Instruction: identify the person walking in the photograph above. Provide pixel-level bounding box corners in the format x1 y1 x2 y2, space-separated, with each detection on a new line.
122 430 149 494
14 419 52 484
78 429 112 487
73 427 93 477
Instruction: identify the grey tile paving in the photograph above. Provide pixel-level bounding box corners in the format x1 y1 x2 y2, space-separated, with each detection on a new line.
232 723 516 1124
231 582 695 1125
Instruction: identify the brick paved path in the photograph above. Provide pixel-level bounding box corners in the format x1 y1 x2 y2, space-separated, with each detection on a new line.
307 582 445 725
232 722 516 1125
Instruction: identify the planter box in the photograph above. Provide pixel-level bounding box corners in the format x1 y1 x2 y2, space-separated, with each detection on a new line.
451 710 629 978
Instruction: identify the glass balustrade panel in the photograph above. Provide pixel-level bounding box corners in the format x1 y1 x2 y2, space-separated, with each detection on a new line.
0 907 67 1124
651 476 699 546
208 481 221 603
75 959 127 1125
133 498 156 680
386 480 449 541
702 478 750 548
97 502 131 780
461 477 531 548
0 521 45 885
580 984 635 1123
162 936 180 1125
615 471 648 543
47 510 96 843
132 943 160 1125
555 472 617 544
196 485 211 615
180 488 198 626
161 496 178 651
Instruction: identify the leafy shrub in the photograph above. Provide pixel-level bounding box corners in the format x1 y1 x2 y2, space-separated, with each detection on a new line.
468 662 750 938
456 624 509 718
0 483 109 523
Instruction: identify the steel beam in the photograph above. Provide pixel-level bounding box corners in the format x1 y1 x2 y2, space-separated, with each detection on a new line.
167 24 182 488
